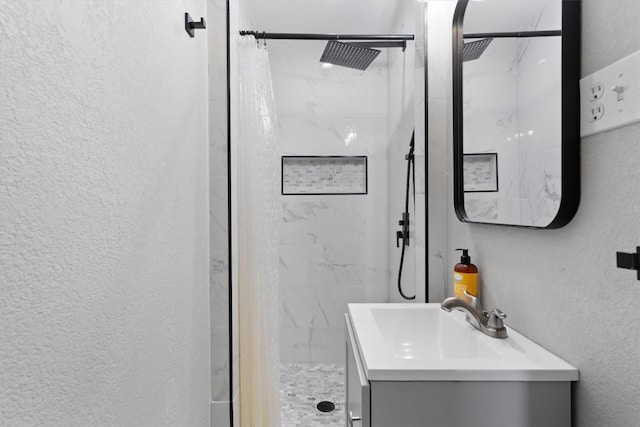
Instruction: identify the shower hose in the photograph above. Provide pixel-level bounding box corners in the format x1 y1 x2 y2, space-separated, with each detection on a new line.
398 132 416 301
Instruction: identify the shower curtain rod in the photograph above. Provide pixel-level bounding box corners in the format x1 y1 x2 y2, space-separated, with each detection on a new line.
239 31 414 42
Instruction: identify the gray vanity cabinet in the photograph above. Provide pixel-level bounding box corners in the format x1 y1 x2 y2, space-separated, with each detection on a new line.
345 314 572 427
345 313 370 427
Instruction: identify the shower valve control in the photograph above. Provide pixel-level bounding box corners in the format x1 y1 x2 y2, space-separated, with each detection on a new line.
396 213 410 248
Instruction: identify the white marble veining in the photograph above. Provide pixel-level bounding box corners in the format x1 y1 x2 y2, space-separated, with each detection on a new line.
261 0 424 363
211 326 231 401
210 253 230 331
280 199 372 245
271 47 391 361
280 284 365 326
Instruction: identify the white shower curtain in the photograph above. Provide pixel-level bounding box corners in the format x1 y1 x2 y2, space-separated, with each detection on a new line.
237 36 281 427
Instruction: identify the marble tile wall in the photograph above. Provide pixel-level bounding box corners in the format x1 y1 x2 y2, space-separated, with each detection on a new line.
268 40 391 363
387 0 427 303
208 0 232 425
413 3 428 304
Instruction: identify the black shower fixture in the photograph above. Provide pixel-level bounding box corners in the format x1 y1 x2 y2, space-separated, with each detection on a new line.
320 41 381 71
462 38 493 62
239 31 414 70
397 132 416 301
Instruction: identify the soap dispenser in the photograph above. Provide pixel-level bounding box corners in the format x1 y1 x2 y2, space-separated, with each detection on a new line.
453 248 478 303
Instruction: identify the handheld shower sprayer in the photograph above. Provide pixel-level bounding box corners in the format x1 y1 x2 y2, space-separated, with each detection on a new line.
397 132 416 301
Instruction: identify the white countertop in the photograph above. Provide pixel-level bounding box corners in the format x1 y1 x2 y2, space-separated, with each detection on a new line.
348 303 579 382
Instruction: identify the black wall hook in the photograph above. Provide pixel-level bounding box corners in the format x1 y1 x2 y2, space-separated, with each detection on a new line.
616 246 640 280
185 13 206 38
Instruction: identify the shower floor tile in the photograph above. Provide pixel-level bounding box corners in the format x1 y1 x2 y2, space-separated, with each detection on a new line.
280 363 345 427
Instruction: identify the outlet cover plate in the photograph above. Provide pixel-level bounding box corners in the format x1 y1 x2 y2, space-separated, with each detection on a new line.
580 50 640 137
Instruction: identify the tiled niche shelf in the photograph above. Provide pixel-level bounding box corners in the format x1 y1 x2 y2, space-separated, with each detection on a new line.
282 156 368 195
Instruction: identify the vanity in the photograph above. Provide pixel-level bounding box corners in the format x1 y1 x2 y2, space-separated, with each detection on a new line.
345 304 578 427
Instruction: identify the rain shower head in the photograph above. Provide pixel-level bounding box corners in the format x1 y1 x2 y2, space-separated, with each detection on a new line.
319 40 381 71
462 38 493 62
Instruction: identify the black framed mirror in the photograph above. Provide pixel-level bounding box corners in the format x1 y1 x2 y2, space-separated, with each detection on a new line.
452 0 581 228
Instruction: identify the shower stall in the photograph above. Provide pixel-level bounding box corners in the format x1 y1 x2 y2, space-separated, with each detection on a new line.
222 0 429 424
241 2 426 359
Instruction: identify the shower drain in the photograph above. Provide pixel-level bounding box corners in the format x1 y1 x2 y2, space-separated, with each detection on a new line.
316 401 335 413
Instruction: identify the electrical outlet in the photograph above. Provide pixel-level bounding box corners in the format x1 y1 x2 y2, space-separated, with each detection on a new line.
589 103 605 122
580 50 640 137
589 82 604 100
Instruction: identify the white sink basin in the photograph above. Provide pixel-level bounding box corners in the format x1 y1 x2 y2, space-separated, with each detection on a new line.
348 303 579 382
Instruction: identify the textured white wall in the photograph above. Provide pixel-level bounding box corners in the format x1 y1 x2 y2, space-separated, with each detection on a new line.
433 0 640 426
0 1 210 425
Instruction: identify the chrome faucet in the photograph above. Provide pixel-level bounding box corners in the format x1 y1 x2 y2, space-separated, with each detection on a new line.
441 296 508 338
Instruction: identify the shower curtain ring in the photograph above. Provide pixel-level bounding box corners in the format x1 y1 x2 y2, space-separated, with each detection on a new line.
263 31 267 49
